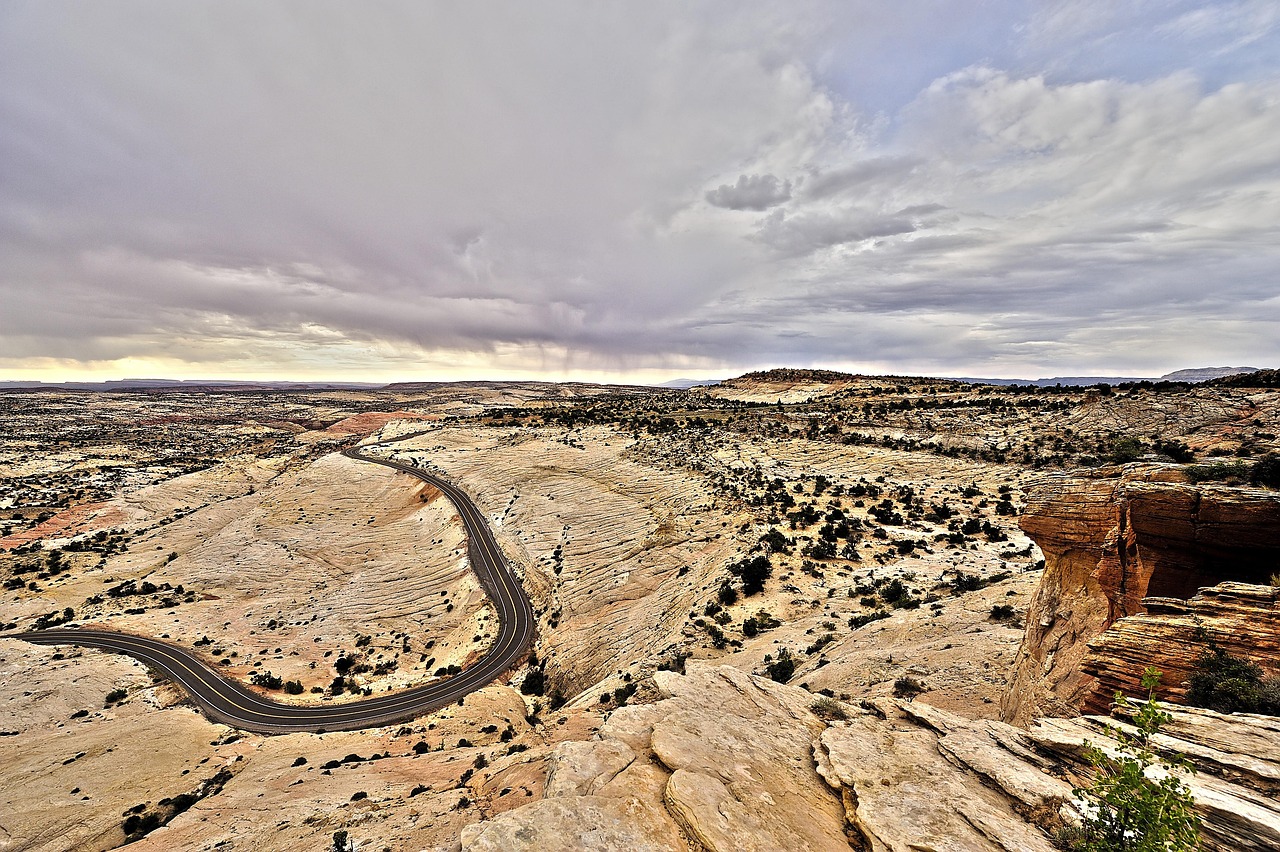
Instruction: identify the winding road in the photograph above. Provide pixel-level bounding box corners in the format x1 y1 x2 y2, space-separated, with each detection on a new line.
9 439 535 734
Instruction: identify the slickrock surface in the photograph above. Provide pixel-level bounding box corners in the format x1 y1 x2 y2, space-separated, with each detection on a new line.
1004 468 1280 724
1083 582 1280 712
817 696 1280 852
461 662 1280 852
0 639 220 852
462 664 849 852
817 700 1066 851
379 426 744 691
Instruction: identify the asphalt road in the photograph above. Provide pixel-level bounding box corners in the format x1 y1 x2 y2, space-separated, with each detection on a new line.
10 438 535 734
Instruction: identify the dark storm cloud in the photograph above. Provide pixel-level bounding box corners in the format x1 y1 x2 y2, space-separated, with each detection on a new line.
1 1 1278 380
705 174 793 210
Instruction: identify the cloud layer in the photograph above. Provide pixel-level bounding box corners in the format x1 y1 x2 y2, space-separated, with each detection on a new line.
2 1 1278 380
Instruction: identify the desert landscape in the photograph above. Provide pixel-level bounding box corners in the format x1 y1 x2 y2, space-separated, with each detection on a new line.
2 369 1278 851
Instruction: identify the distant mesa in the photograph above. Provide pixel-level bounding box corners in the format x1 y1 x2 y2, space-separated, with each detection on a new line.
0 378 384 392
954 366 1263 388
657 377 723 389
1161 366 1260 382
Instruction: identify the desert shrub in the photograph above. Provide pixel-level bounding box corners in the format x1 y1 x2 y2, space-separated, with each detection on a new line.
1185 461 1250 483
1068 668 1199 852
1185 643 1280 715
766 649 795 683
727 555 773 596
990 604 1016 621
849 609 889 629
250 671 282 690
811 695 847 721
1153 439 1195 463
893 676 925 699
1108 437 1145 463
1252 453 1280 488
520 667 546 696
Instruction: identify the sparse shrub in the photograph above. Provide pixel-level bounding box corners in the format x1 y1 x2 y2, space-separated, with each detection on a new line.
990 604 1016 621
520 667 546 696
1185 641 1280 716
1185 461 1250 483
849 609 889 629
104 688 127 705
893 676 925 699
766 649 795 683
811 695 847 721
1153 439 1195 463
1252 453 1280 488
1108 437 1145 463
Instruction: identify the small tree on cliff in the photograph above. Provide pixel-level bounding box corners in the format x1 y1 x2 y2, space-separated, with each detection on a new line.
1068 667 1200 852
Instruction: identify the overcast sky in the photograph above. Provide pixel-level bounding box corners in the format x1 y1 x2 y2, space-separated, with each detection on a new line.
3 2 1279 382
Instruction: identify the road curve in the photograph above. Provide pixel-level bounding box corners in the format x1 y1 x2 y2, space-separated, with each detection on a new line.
9 438 535 734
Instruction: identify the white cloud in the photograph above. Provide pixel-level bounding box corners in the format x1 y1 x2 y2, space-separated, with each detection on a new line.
1 1 1278 380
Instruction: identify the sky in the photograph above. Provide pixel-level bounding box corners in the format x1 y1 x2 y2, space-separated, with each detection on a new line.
2 1 1279 384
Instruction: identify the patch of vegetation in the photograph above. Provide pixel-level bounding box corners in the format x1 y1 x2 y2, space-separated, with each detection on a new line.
990 604 1016 621
727 554 773 596
849 609 890 629
1185 461 1251 483
811 695 847 721
893 676 925 699
1063 668 1200 852
1185 640 1280 716
765 648 795 683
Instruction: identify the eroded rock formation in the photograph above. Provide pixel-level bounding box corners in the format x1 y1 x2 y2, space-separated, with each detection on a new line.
1083 583 1280 713
1004 467 1280 724
460 664 1280 852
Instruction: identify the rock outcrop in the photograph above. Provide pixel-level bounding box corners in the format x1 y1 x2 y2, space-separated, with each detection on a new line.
1082 582 1280 713
461 663 851 851
1004 468 1280 724
462 664 1280 852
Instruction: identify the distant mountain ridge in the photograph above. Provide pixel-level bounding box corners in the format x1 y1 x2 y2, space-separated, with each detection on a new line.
2 366 1265 393
657 377 723 388
0 378 385 392
954 366 1263 387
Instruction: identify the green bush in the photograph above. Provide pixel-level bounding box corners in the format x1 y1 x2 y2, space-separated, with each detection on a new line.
810 695 847 721
1185 461 1250 483
1185 643 1280 715
1252 453 1280 488
1069 668 1200 852
766 649 795 683
1108 437 1145 463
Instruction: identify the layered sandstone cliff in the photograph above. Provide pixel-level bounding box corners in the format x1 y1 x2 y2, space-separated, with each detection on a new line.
1004 467 1280 724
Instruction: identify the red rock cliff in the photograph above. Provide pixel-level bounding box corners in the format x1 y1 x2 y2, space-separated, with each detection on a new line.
1002 466 1280 725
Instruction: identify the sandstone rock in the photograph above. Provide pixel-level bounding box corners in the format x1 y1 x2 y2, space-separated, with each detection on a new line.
462 664 849 852
1081 582 1280 714
1004 469 1280 724
544 739 636 798
816 701 1063 852
459 795 689 852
